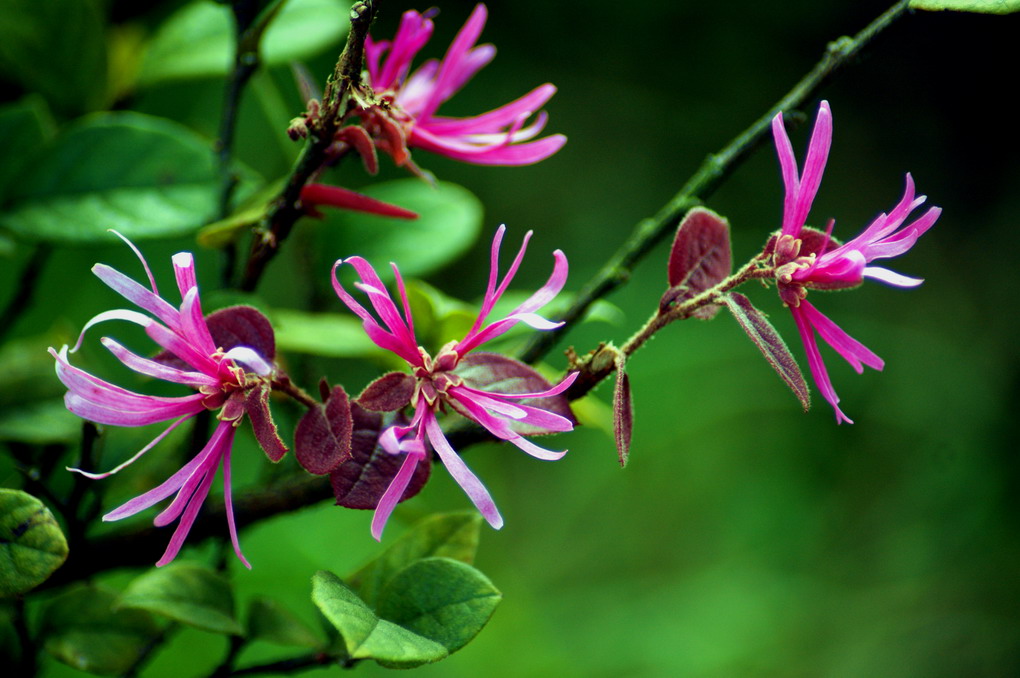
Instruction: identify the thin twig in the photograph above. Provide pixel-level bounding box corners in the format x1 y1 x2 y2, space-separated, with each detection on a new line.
519 0 912 368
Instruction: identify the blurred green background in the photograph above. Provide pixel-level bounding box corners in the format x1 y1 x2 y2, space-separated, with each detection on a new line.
3 0 1019 676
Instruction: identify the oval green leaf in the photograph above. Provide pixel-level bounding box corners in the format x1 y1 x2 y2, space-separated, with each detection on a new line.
0 96 56 205
311 570 448 668
42 586 162 676
346 512 483 609
271 308 382 358
118 562 243 635
316 179 483 281
0 112 239 243
139 0 350 86
0 489 68 596
377 557 502 654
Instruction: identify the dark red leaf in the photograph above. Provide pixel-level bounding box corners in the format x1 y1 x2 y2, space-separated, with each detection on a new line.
664 207 733 319
357 372 415 412
329 403 431 509
613 355 633 468
205 305 276 359
452 352 576 435
797 225 840 257
294 385 353 475
245 383 288 462
722 292 810 412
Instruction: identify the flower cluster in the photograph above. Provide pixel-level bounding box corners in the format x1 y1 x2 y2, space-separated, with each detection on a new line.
356 3 566 169
332 225 576 539
771 101 941 423
51 234 285 567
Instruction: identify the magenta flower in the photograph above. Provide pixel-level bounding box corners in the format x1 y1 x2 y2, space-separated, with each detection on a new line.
332 225 576 539
359 3 566 168
50 234 285 567
771 101 941 423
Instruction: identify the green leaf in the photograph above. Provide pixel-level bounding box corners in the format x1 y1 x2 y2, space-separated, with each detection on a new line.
0 400 83 444
1 112 243 243
317 179 483 281
247 597 323 648
909 0 1020 13
377 557 501 654
0 96 56 205
139 0 351 86
119 562 243 635
0 0 107 115
311 570 448 668
347 512 483 609
722 292 810 412
0 489 68 596
271 307 382 358
198 177 287 248
42 586 163 676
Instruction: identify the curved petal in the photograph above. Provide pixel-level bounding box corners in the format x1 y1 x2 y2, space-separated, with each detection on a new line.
91 265 180 331
371 450 423 541
67 414 194 479
790 303 852 425
101 337 220 388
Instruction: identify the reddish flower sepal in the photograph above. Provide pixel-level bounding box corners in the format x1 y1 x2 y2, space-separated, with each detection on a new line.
300 183 418 220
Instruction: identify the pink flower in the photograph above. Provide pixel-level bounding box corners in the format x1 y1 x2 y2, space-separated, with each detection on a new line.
771 101 941 423
359 3 566 168
332 225 576 539
50 234 285 567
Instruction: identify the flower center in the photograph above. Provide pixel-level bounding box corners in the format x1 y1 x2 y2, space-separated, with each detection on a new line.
412 342 464 408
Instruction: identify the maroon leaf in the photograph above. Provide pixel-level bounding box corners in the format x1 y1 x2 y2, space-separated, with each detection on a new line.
613 354 633 468
206 305 276 359
330 403 431 509
294 385 353 475
245 383 288 461
722 292 810 412
663 207 733 319
452 352 576 436
797 225 840 258
357 372 415 412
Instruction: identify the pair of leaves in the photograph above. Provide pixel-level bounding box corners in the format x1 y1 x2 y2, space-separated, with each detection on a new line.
311 512 501 668
666 207 810 413
1 112 255 243
0 489 68 596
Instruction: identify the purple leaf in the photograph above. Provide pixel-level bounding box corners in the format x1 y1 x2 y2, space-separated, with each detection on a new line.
329 403 431 509
722 292 810 412
663 207 733 319
613 355 633 468
245 383 288 462
356 372 415 412
453 352 576 435
294 385 353 475
205 306 276 359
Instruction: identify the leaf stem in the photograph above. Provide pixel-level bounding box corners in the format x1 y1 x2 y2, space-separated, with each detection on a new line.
518 0 911 367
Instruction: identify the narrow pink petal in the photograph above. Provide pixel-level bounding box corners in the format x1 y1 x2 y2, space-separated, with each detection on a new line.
178 286 218 358
460 225 518 343
101 337 220 388
65 393 204 427
448 389 570 458
424 409 503 529
410 127 566 165
504 434 567 461
364 36 389 83
419 4 488 120
154 437 221 527
377 10 434 91
422 84 556 135
70 308 153 353
371 450 422 541
862 266 923 287
102 433 217 521
144 321 218 375
109 230 160 296
801 301 884 374
790 101 832 233
221 431 252 569
335 257 420 363
460 370 578 400
222 346 273 377
155 457 218 567
171 252 198 300
67 414 194 479
426 44 495 109
91 265 180 330
771 111 800 235
790 303 853 424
